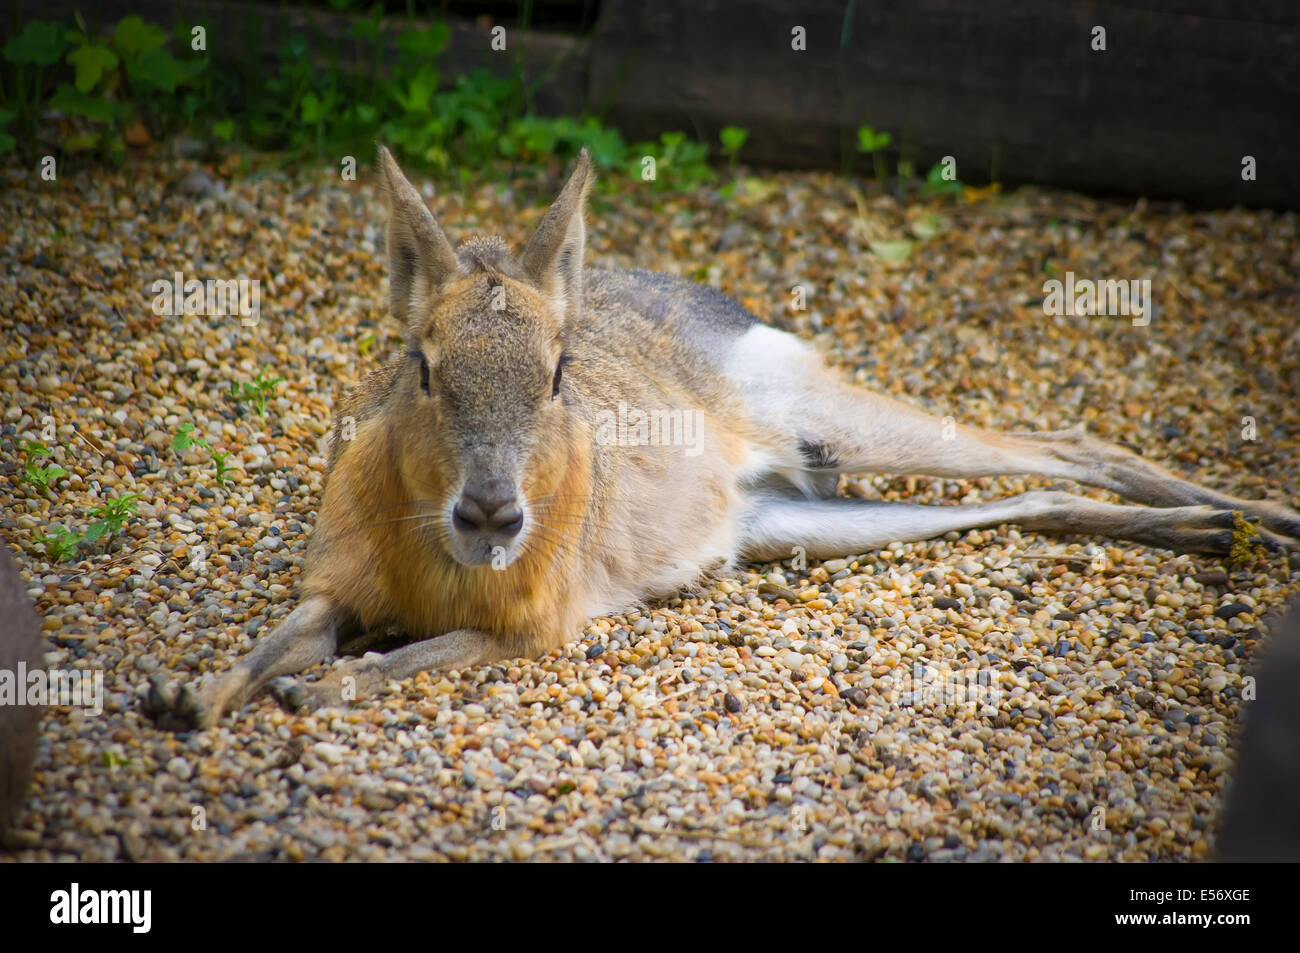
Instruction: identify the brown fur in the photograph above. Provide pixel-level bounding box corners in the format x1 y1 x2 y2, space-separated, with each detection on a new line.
308 259 745 657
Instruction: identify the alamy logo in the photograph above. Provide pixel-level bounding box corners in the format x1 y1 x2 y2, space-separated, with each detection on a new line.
595 402 705 457
150 271 261 326
0 664 103 715
50 883 151 933
1042 271 1151 326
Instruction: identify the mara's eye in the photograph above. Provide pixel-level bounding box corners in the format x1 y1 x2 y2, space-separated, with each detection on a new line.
551 356 565 400
418 354 431 395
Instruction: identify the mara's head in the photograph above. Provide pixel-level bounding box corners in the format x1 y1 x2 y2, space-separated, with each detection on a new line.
375 147 594 570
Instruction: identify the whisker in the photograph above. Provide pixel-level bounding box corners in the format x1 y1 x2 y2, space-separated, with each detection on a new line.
364 511 445 530
528 515 623 534
371 498 445 512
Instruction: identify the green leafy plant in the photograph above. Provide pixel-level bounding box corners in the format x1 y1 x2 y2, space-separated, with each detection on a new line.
644 131 715 192
116 16 204 97
209 449 238 485
85 492 139 546
3 19 68 119
719 125 748 171
856 125 893 184
35 525 81 563
2 10 729 192
231 372 283 419
20 440 68 494
500 114 627 168
4 13 208 160
173 422 241 485
171 421 209 454
922 161 964 197
717 126 749 196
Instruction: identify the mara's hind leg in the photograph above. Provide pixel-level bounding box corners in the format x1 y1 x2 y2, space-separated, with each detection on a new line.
728 326 1299 540
806 388 1300 539
738 492 1295 563
827 394 1300 540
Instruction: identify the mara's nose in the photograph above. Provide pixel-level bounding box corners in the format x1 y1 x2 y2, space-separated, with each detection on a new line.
453 481 523 537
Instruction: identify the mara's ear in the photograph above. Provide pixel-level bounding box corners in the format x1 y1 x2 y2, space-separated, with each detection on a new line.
377 145 460 332
519 149 593 319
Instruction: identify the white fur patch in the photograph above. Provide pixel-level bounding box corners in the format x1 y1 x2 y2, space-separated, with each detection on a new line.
723 324 819 489
724 325 814 394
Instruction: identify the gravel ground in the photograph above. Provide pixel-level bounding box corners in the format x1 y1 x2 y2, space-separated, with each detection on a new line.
2 153 1298 862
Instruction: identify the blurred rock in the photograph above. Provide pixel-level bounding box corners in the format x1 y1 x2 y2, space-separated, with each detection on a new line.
0 542 42 848
1217 598 1300 861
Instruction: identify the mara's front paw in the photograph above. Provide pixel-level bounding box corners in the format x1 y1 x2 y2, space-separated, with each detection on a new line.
269 661 386 714
143 674 217 731
268 674 348 714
